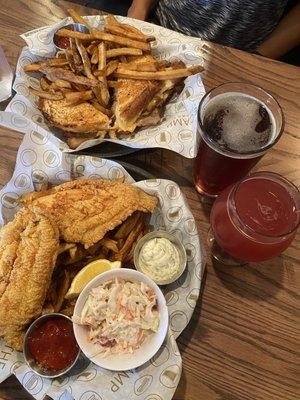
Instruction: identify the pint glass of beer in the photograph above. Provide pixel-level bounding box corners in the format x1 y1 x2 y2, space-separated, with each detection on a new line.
194 83 284 198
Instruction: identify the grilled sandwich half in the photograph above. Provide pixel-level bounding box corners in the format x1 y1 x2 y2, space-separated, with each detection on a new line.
113 56 184 133
38 98 110 134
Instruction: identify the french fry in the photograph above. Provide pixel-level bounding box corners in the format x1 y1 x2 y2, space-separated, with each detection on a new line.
117 239 124 249
71 82 89 91
105 24 154 43
99 78 110 106
114 211 141 239
100 238 119 253
48 58 70 67
49 82 69 93
93 31 151 51
125 230 144 264
91 100 113 117
56 29 94 41
91 46 99 64
93 86 105 105
40 66 100 87
105 11 155 42
98 42 106 71
105 60 119 77
40 77 51 91
65 49 77 72
65 90 94 105
64 245 90 265
68 8 95 32
106 47 143 58
114 65 204 80
85 241 103 256
69 246 78 260
70 38 83 70
54 270 70 312
58 242 77 255
56 29 150 51
118 61 157 72
120 23 155 43
23 63 43 72
29 86 64 100
86 42 97 55
114 217 144 261
94 60 119 77
76 37 106 104
106 14 118 25
24 58 69 72
53 79 72 89
75 38 94 79
92 85 106 106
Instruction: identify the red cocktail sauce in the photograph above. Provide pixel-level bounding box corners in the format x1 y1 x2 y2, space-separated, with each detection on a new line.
56 36 70 49
28 317 78 371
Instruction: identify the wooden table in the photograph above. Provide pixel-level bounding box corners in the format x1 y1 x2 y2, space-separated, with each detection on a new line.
0 1 299 399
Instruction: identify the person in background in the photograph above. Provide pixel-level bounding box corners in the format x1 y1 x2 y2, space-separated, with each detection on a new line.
126 0 300 59
86 0 132 16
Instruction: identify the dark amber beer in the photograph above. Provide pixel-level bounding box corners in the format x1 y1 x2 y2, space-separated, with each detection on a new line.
194 83 284 198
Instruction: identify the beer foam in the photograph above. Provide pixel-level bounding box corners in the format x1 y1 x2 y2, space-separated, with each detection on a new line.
203 93 275 153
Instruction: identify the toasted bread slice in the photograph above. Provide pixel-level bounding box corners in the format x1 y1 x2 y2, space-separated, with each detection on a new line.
114 54 163 132
114 79 162 132
114 56 186 133
38 98 110 134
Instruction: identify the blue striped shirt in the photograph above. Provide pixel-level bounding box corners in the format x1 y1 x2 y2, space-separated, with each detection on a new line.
155 0 287 51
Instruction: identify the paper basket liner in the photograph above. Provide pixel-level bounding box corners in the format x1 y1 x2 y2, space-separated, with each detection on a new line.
5 15 205 158
0 126 205 399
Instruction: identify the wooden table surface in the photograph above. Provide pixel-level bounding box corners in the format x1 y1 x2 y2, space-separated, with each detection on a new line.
0 1 299 399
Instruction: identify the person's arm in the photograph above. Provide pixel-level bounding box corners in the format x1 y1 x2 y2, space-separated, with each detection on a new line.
257 2 300 59
127 0 158 21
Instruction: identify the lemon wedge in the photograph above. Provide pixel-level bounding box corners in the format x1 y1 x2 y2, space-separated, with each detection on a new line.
65 259 121 299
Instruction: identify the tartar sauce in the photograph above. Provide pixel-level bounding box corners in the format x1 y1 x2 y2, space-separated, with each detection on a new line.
138 237 181 281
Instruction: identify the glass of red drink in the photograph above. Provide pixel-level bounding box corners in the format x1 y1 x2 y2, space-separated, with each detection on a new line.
210 172 300 265
194 83 284 198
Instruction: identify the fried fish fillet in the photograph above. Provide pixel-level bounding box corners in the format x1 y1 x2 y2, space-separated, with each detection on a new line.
0 208 30 298
38 98 110 134
0 210 59 350
21 179 158 248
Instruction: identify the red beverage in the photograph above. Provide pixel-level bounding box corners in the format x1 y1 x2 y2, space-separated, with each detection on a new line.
194 83 284 198
211 172 299 262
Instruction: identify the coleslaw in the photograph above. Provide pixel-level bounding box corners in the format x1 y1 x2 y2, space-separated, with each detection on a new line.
77 278 160 355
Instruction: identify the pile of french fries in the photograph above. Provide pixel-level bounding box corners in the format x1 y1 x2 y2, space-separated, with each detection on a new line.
23 9 204 145
43 210 150 317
